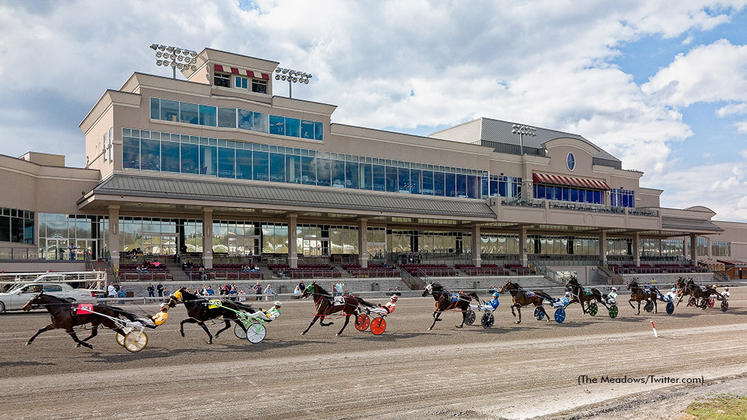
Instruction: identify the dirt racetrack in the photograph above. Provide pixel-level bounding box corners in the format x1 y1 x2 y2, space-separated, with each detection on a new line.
1 287 746 420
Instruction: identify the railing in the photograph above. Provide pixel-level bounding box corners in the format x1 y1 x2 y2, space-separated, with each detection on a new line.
501 198 545 208
531 263 569 286
0 247 40 260
0 271 107 290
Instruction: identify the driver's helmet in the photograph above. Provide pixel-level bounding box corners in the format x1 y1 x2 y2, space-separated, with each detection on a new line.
274 301 282 307
493 292 500 299
391 295 398 301
611 287 617 291
671 287 676 292
713 284 718 289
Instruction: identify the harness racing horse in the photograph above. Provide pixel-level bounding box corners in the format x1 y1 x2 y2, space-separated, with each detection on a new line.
626 279 659 315
678 279 721 309
422 283 480 330
566 277 608 315
23 292 133 349
300 282 369 336
498 280 553 324
168 288 255 344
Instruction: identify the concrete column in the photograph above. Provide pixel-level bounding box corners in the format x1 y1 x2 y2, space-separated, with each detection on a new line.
599 230 607 267
707 237 712 258
472 224 481 267
519 226 528 267
288 214 298 269
690 234 697 264
202 208 213 269
107 205 120 271
358 218 368 268
633 232 640 267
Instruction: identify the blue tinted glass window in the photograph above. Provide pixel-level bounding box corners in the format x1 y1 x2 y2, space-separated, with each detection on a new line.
562 187 570 201
434 172 445 196
445 173 456 197
180 102 199 124
270 152 285 182
373 165 386 191
253 151 269 181
411 169 421 194
235 76 247 89
199 105 217 127
269 115 285 135
467 175 477 198
398 168 410 193
360 163 373 190
422 171 433 195
141 139 160 171
594 191 602 204
570 188 578 202
122 137 140 169
218 107 236 128
301 120 315 139
161 99 179 122
161 141 180 173
385 167 397 192
286 155 301 184
236 149 252 180
346 161 359 189
301 156 316 185
254 112 268 132
150 98 160 120
286 118 300 137
498 179 507 197
317 159 331 187
238 109 253 130
181 143 199 174
218 147 235 178
331 160 345 187
456 174 467 197
489 179 497 196
314 122 323 140
199 145 217 175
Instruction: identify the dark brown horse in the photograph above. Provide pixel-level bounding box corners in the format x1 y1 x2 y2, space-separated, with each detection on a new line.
300 282 369 336
626 279 659 315
23 292 134 349
498 280 553 324
677 279 721 309
168 287 255 344
422 283 480 330
566 277 608 315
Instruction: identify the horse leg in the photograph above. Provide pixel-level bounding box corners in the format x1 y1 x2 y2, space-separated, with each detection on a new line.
81 324 99 342
540 306 550 322
457 311 466 328
628 299 636 310
515 306 522 324
68 328 93 349
320 315 334 327
510 304 517 319
302 316 320 335
214 319 232 339
181 318 213 343
26 324 55 345
654 300 658 314
636 301 641 315
428 312 441 330
336 314 351 336
197 321 214 344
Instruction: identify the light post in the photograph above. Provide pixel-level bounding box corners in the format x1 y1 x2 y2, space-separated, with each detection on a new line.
150 44 198 79
274 67 312 98
512 124 536 155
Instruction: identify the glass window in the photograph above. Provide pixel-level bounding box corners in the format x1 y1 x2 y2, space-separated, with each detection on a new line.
286 155 301 184
122 137 140 169
238 109 254 130
398 168 410 193
150 98 160 120
345 161 359 189
269 115 285 135
314 122 323 140
301 120 315 139
179 102 199 124
537 185 546 199
434 172 445 196
140 138 160 171
199 145 217 175
214 73 230 87
422 170 433 195
286 118 300 137
467 175 477 198
360 163 373 190
218 107 236 128
385 166 397 192
270 152 285 182
218 147 235 178
253 112 268 132
181 143 199 174
562 187 570 201
0 215 10 242
373 165 386 191
160 99 179 122
236 149 252 180
445 173 456 197
456 174 467 197
331 160 345 188
199 105 217 127
161 141 180 173
317 159 331 187
253 151 269 181
411 169 421 194
252 79 267 94
301 156 316 185
235 76 247 89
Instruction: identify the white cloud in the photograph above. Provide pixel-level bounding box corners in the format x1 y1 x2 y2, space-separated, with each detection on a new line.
737 120 747 133
718 102 747 117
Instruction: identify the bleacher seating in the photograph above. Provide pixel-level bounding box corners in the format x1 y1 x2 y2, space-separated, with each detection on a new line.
401 264 457 277
454 264 509 276
270 263 340 279
342 263 399 278
119 262 173 281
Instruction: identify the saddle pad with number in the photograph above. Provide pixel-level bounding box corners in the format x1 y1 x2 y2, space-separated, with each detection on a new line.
333 296 345 306
207 299 223 309
451 293 459 302
74 303 93 315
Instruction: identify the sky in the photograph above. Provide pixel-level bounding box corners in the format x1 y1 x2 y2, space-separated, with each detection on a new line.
1 1 747 221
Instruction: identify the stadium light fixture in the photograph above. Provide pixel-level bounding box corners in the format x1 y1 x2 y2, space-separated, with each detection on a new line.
274 66 312 98
511 124 537 156
149 43 198 79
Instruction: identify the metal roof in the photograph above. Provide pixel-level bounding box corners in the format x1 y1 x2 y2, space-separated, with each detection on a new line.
660 216 723 233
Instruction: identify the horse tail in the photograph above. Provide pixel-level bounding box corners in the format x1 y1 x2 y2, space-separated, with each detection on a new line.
104 305 139 321
356 297 378 309
467 292 480 302
535 291 554 301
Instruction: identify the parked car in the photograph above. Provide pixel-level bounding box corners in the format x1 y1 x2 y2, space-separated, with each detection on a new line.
0 283 97 313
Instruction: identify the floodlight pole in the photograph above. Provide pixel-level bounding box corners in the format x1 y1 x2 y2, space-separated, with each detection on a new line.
275 67 312 98
512 124 536 156
149 44 198 80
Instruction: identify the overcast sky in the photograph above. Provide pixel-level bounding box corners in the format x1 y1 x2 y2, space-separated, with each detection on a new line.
1 1 747 221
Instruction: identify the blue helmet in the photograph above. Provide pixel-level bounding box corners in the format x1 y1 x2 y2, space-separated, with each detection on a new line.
493 292 500 299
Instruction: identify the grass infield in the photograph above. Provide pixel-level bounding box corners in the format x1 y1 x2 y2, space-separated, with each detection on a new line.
686 394 747 420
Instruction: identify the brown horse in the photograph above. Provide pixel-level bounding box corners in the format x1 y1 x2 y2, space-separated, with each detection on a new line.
565 277 608 315
626 279 659 315
300 282 369 336
498 280 553 324
168 287 255 344
23 292 135 349
422 283 480 330
677 279 721 309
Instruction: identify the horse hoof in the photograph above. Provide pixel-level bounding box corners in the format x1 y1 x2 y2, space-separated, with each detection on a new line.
515 321 521 324
455 325 463 328
335 333 340 337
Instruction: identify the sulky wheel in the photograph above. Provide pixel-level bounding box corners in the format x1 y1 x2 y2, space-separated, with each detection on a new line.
370 317 386 335
123 330 148 352
608 305 618 319
666 301 675 315
687 297 696 307
644 300 654 313
481 312 494 329
234 322 248 339
588 302 598 316
554 307 566 323
708 298 715 308
534 307 545 321
721 300 729 312
116 327 132 346
355 313 371 332
246 322 267 344
465 309 476 326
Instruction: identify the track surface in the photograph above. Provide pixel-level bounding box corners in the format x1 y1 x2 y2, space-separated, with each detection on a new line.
1 288 746 419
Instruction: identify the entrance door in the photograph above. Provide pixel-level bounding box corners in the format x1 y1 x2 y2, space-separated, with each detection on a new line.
46 238 68 260
143 234 177 255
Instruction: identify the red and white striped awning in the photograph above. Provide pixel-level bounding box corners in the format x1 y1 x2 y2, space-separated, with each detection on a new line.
214 64 270 80
533 172 611 190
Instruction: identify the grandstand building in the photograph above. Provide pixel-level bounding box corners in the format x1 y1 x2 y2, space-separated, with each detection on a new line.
2 47 746 285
